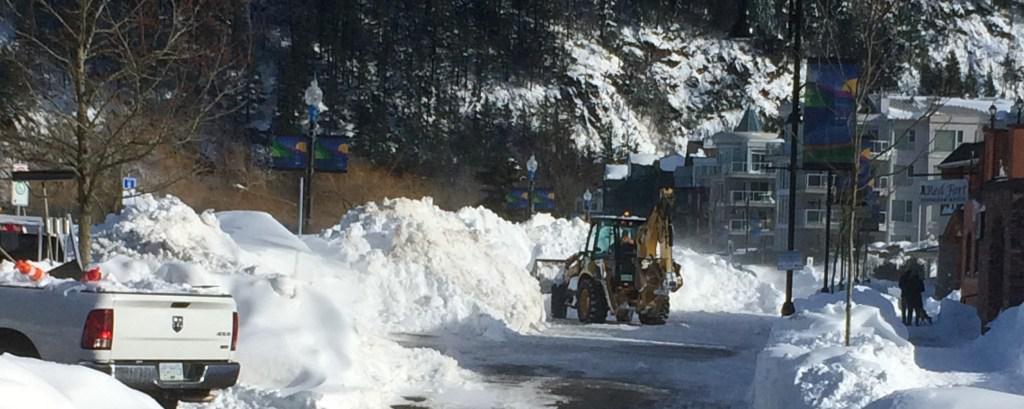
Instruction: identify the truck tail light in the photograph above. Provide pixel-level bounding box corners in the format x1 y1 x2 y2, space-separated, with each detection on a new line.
231 312 239 351
81 309 114 350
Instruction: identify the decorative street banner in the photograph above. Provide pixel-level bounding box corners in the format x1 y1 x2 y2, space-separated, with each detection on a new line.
269 136 307 170
506 188 556 210
314 136 350 173
803 62 859 168
919 179 968 204
269 135 350 173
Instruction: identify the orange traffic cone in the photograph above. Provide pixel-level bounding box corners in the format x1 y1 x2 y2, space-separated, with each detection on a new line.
15 260 46 282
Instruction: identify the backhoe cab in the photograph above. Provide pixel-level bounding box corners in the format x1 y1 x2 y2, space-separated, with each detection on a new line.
550 188 682 325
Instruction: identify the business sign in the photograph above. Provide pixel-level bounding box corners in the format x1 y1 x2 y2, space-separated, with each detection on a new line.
11 163 28 207
777 250 804 271
919 179 968 204
803 62 859 168
269 135 350 173
506 188 556 210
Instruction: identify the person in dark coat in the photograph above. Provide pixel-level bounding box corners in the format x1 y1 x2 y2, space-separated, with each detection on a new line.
910 271 931 325
898 269 914 325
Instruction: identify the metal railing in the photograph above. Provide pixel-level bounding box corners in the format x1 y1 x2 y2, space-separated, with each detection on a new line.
728 161 776 175
731 190 775 205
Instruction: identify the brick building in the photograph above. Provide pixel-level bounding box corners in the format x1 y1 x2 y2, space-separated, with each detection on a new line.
938 124 1024 326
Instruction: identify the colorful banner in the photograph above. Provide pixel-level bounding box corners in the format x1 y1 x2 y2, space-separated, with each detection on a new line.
314 136 350 173
803 62 859 167
505 188 556 210
269 136 350 173
269 135 308 170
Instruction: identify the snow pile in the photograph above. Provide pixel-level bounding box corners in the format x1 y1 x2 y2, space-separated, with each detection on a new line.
93 195 246 272
752 288 936 409
864 387 1024 409
969 305 1024 374
0 354 160 409
81 195 573 407
670 248 785 314
318 198 545 334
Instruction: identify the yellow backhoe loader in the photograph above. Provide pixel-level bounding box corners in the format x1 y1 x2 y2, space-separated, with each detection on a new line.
548 187 682 325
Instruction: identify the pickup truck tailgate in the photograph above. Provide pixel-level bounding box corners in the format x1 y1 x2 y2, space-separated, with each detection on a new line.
109 293 235 361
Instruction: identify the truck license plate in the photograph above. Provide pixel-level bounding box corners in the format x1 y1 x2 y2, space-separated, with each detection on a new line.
158 363 184 382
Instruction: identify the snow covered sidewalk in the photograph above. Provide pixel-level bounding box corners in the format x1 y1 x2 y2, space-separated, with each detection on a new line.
752 283 1024 409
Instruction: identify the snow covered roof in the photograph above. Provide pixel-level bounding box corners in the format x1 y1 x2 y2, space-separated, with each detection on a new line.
659 154 685 172
604 164 630 180
629 153 658 166
884 96 1016 121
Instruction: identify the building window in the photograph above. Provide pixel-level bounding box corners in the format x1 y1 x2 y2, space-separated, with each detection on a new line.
807 173 825 188
940 203 959 216
750 149 770 173
893 199 914 222
896 128 916 150
730 219 748 231
877 176 890 190
806 209 825 226
934 130 964 152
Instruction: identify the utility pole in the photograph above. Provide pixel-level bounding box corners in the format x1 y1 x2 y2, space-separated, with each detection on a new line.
782 0 803 317
822 169 833 293
302 78 323 234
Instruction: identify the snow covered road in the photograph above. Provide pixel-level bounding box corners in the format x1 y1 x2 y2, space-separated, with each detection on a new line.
394 312 776 409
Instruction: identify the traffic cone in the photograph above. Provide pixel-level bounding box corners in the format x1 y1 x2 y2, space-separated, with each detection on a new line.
15 260 46 282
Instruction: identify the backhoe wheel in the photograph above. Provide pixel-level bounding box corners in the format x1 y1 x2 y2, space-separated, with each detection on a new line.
550 283 568 319
639 298 670 325
615 307 633 324
577 277 608 324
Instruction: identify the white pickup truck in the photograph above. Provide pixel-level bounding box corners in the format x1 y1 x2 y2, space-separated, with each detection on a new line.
0 215 239 409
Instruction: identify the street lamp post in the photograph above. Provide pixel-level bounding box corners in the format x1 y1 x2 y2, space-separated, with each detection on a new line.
583 189 593 220
527 155 538 216
1015 97 1023 124
302 78 323 234
989 103 998 129
781 0 804 317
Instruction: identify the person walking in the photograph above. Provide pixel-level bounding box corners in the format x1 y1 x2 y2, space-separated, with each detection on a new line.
898 269 914 325
910 271 931 325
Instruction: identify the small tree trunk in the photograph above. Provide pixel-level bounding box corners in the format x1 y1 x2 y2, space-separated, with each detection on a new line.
78 212 93 266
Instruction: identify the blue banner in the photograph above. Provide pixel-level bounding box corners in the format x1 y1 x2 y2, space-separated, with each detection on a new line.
269 135 349 173
269 136 308 170
315 136 350 173
803 62 859 167
505 188 556 210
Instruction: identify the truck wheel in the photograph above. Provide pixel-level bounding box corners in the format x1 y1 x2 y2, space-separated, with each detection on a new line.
0 330 40 358
550 283 568 319
577 277 608 324
639 298 670 325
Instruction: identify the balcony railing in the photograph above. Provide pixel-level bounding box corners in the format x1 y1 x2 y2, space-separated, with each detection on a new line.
731 190 775 205
728 161 776 175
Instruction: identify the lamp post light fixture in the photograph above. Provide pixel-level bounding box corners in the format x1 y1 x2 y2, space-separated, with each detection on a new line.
301 78 324 234
583 189 593 220
989 103 998 129
526 155 539 215
1015 97 1023 124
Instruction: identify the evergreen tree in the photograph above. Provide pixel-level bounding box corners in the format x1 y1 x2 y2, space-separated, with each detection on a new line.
941 51 964 97
1002 54 1021 95
963 61 979 98
984 67 998 98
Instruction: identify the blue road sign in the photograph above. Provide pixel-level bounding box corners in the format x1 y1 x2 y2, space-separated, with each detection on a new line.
122 177 137 191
